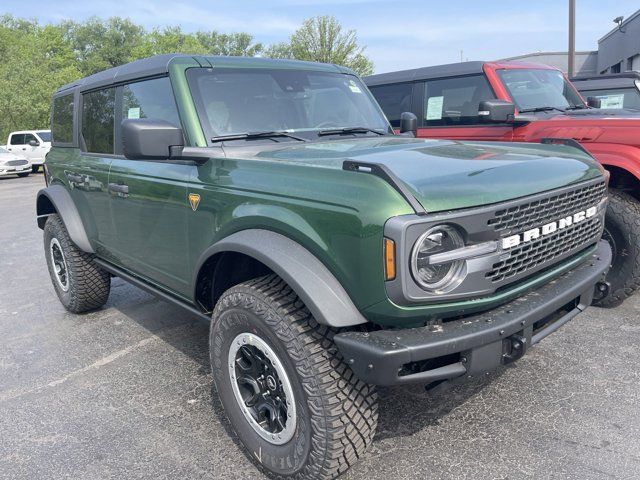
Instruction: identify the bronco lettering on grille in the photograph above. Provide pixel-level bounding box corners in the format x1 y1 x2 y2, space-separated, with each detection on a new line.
501 206 598 250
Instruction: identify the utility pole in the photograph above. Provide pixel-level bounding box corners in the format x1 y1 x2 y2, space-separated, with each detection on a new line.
568 0 576 76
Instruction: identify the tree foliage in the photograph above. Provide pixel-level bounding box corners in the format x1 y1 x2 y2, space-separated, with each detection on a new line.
0 14 371 141
266 15 374 76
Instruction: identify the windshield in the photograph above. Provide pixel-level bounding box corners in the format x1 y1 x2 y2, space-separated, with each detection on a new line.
497 69 585 111
187 67 390 141
36 131 52 142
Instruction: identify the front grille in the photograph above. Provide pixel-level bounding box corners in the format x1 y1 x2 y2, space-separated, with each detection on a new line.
486 180 606 284
6 159 28 166
488 181 607 236
487 216 601 283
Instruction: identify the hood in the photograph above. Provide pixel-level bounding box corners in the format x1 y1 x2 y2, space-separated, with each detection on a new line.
229 137 603 212
0 151 25 163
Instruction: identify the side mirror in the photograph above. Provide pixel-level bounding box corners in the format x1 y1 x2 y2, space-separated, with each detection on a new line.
28 139 39 147
122 119 184 160
586 97 602 108
399 112 418 136
478 100 516 123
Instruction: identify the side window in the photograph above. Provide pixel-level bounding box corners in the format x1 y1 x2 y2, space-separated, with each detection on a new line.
581 88 640 110
9 134 25 145
82 88 115 154
52 94 74 144
122 77 180 126
23 133 38 145
369 83 413 128
423 75 496 127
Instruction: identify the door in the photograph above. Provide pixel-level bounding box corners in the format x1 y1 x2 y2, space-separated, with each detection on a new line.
107 76 192 296
415 75 514 141
7 133 40 161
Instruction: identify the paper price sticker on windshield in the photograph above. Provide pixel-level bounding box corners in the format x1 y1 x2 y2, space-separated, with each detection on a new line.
128 107 141 119
426 96 444 120
348 80 362 93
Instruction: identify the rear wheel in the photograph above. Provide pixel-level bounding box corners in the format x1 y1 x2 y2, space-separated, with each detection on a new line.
43 214 111 313
596 190 640 307
210 275 378 480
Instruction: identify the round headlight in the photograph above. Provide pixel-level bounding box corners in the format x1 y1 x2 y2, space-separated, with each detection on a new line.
411 225 466 292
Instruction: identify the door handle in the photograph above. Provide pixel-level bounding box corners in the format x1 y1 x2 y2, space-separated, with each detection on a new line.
67 173 84 183
108 183 129 196
21 148 26 150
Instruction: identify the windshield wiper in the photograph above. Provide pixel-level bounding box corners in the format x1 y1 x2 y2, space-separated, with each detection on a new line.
518 106 566 114
317 127 386 137
565 105 588 110
211 130 307 143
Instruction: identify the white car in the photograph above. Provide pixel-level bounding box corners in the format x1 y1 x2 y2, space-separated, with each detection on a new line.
0 147 32 178
3 130 51 173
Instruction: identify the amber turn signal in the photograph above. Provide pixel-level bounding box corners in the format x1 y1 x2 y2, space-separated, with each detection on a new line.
384 238 396 281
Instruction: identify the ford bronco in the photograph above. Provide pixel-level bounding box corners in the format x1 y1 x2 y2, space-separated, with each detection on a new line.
366 60 640 307
38 55 611 479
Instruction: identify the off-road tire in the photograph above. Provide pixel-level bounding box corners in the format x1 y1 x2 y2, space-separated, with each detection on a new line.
17 172 29 178
43 214 110 313
209 274 378 480
596 190 640 307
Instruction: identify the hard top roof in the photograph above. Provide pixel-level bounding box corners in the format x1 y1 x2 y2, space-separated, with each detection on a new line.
54 54 354 96
364 60 558 86
571 72 640 90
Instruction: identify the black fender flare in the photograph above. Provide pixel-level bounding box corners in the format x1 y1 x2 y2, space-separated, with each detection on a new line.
194 229 368 328
36 185 94 253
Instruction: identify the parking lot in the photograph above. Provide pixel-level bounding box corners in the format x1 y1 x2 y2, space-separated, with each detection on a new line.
0 174 639 479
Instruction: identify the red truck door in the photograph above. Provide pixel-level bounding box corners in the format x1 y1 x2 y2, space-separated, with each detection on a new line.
414 74 514 142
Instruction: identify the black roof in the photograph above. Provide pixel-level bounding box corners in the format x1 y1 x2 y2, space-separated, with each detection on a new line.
364 61 486 86
570 72 640 90
54 54 351 96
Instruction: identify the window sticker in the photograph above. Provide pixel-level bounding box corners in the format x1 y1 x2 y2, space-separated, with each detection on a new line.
426 96 444 120
595 94 624 109
128 107 141 119
348 80 362 93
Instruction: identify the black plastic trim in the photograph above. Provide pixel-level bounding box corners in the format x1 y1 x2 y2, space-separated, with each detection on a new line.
343 160 427 215
94 259 210 323
192 229 368 327
334 240 611 386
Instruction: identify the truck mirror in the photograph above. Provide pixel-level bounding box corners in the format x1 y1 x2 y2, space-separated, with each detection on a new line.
478 100 515 123
122 119 184 160
399 112 418 137
586 97 602 108
28 139 39 147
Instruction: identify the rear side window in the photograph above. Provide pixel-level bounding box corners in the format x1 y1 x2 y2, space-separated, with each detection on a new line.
122 77 180 126
581 88 640 110
422 75 496 126
52 94 74 144
369 83 413 128
9 133 25 145
82 88 115 154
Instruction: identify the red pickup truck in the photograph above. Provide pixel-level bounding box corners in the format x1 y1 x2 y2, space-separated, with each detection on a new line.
366 60 640 307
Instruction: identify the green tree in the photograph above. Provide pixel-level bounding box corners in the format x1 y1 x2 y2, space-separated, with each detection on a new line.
266 15 374 76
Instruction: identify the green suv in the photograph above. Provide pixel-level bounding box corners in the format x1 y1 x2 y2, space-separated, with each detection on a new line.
37 54 611 479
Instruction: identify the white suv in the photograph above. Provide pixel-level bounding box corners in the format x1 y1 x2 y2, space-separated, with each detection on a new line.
4 130 51 173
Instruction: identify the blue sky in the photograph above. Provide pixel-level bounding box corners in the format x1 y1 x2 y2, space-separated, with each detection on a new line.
3 0 639 73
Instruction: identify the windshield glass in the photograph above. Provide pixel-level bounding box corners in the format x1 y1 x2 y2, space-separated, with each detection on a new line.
0 147 7 153
187 67 390 141
36 131 52 142
497 69 585 111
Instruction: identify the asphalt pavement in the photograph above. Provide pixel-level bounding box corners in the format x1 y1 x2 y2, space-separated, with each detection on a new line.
1 174 639 479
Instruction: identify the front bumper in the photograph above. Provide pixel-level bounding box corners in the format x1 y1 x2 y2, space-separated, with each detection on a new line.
0 164 31 176
334 240 612 386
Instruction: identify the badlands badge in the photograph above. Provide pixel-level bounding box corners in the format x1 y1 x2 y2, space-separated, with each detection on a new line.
188 193 201 211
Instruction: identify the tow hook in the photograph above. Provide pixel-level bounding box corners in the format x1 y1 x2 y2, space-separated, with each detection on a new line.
502 334 527 364
593 281 610 302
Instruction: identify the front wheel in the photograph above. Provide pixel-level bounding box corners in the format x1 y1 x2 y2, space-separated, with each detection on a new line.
210 275 378 480
595 190 640 307
17 172 29 178
31 165 39 173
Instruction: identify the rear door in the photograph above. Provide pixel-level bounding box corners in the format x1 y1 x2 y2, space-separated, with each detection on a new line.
107 76 192 297
416 74 514 141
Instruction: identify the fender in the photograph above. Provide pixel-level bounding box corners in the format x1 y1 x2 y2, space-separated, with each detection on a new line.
36 185 94 253
194 229 368 328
